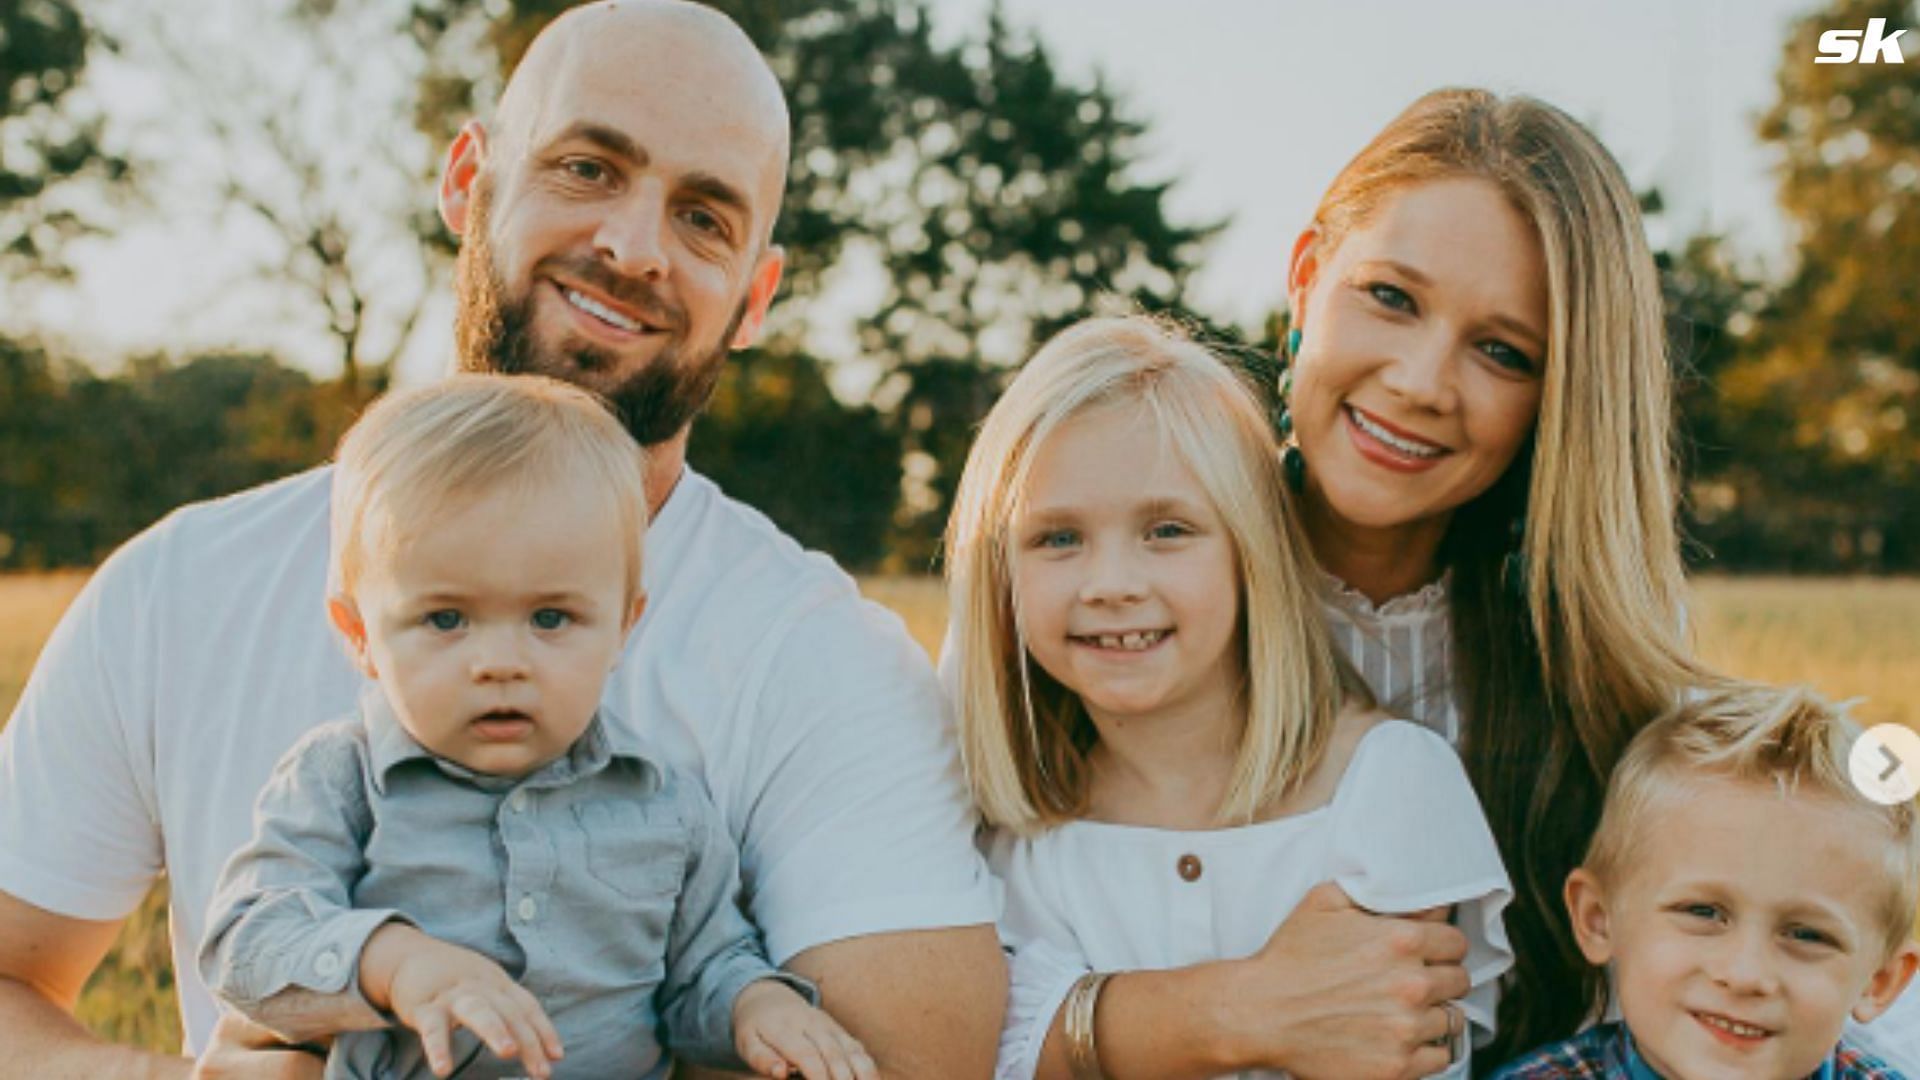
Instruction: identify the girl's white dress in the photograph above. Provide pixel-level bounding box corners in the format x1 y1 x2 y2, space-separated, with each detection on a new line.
988 719 1512 1080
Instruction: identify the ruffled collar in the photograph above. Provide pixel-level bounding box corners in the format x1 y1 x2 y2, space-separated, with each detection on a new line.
1315 566 1451 620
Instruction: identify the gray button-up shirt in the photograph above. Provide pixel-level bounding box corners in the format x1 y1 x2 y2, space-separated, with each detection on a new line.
201 687 808 1079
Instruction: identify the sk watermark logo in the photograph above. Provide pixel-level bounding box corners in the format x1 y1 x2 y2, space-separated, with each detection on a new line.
1816 17 1908 63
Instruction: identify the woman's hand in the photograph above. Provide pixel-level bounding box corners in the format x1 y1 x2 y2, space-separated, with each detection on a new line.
1222 882 1469 1079
358 923 564 1079
1031 881 1471 1080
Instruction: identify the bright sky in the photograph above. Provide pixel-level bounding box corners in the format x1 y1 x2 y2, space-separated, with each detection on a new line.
17 0 1823 381
928 0 1816 326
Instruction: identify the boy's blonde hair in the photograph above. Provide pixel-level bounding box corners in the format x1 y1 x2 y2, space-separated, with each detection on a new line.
1584 682 1920 955
945 316 1365 836
330 374 648 604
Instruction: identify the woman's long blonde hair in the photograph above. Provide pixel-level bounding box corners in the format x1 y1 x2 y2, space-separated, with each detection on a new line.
1303 87 1712 1056
946 316 1360 836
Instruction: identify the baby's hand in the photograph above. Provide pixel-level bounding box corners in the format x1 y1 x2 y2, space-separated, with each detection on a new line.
359 923 565 1079
733 979 877 1080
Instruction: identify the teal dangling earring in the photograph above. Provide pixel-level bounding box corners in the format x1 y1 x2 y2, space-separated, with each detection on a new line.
1279 326 1306 492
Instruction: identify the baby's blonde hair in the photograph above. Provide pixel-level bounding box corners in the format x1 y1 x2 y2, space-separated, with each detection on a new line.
330 373 648 605
945 316 1364 836
1585 682 1920 956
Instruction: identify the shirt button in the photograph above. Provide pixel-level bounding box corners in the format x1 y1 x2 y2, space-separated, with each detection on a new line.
1177 854 1203 882
312 949 342 977
508 790 528 813
517 896 538 922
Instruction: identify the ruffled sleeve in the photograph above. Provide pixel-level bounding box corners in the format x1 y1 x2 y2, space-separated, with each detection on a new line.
985 829 1092 1080
996 934 1086 1080
1321 720 1514 1071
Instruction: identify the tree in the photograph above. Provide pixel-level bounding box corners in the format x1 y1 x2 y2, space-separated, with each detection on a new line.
0 340 342 569
90 0 441 394
696 350 903 570
1741 0 1920 568
1653 227 1785 570
0 0 128 279
407 0 1218 565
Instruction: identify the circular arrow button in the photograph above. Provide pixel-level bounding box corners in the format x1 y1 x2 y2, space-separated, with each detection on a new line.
1851 723 1920 806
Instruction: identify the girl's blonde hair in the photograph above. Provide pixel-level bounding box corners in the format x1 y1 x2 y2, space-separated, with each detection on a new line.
330 373 648 605
1586 682 1920 960
1301 87 1714 1054
946 316 1362 836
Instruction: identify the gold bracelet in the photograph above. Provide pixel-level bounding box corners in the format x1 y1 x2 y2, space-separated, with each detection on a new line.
1063 971 1113 1080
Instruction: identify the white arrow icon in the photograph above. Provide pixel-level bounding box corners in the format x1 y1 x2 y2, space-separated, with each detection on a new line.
1852 724 1920 806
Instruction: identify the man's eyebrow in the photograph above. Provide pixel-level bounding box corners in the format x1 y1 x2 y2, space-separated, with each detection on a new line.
545 121 649 167
681 172 750 221
539 123 751 224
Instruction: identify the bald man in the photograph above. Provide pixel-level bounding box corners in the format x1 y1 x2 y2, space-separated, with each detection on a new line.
0 4 1005 1077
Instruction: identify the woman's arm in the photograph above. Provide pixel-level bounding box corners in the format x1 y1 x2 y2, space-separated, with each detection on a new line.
1022 883 1467 1080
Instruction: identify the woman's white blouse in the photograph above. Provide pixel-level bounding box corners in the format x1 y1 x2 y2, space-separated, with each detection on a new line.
987 720 1514 1080
1317 569 1457 743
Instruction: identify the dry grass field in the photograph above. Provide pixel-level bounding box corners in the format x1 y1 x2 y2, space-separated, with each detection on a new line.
2 570 1916 1054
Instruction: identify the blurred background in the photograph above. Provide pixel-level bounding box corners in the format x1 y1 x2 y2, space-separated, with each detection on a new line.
2 0 1917 1052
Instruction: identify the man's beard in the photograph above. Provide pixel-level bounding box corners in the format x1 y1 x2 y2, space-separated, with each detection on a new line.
452 177 748 447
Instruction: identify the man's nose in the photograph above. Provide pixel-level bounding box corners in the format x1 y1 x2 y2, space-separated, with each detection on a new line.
593 184 670 281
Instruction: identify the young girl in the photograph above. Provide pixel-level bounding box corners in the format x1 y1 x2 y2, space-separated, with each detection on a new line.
945 316 1513 1080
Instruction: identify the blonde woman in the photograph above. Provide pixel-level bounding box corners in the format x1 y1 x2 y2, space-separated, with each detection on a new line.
948 316 1512 1080
1278 87 1909 1074
951 88 1918 1077
1275 87 1700 1067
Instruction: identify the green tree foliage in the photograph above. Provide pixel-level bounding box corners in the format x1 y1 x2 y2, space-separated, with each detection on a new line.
407 0 1215 567
0 0 126 277
0 343 348 568
697 350 901 569
1735 0 1920 568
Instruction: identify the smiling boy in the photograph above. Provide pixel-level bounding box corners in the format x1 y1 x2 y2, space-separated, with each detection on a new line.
1492 683 1920 1080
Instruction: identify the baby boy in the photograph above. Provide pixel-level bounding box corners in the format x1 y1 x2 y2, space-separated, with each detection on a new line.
201 375 872 1080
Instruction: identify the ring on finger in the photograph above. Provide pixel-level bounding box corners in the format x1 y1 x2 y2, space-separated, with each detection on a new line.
1425 1004 1457 1043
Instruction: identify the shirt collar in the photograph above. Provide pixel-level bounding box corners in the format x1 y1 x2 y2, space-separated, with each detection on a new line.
358 683 659 796
1314 566 1452 620
1615 1025 1837 1080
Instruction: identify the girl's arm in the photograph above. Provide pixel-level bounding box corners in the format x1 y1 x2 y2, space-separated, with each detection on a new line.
1019 883 1467 1080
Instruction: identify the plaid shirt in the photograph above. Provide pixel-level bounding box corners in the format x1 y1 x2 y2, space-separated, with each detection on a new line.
1489 1022 1906 1080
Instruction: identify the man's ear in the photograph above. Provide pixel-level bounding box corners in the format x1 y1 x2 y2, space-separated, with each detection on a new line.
438 120 490 237
729 245 786 351
1563 868 1615 966
1853 939 1920 1024
327 595 378 679
1287 226 1324 329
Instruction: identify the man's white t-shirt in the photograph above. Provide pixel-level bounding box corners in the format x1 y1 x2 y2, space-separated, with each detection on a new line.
0 465 995 1053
